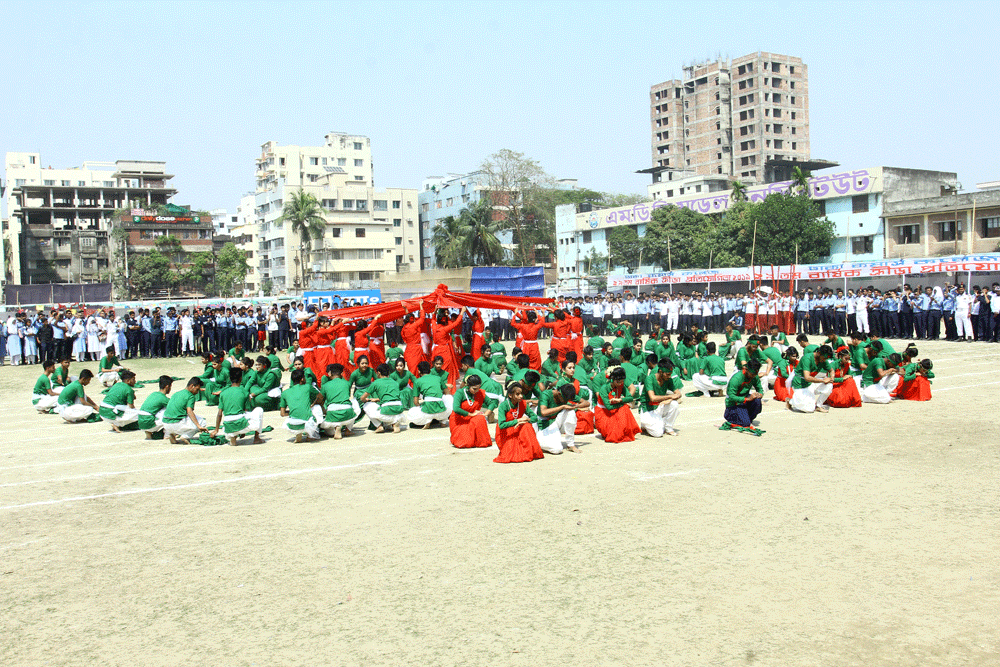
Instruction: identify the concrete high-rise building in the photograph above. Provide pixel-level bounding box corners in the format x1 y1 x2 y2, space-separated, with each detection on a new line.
649 52 828 186
3 153 177 285
253 132 419 293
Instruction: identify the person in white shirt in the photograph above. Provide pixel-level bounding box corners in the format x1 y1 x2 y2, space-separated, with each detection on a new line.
743 294 757 333
592 299 604 330
179 309 196 356
855 290 871 335
953 285 974 342
623 294 637 329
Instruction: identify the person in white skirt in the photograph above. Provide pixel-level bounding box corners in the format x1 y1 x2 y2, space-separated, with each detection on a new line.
161 377 209 444
787 344 835 413
98 370 141 432
406 360 453 428
360 363 407 434
210 367 265 446
535 382 581 453
639 360 683 437
859 343 901 404
314 363 359 439
32 360 61 412
691 342 728 397
137 376 173 438
97 345 124 386
55 369 101 422
280 368 321 442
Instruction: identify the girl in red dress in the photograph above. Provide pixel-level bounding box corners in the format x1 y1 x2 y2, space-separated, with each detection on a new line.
773 347 798 402
826 346 862 408
892 347 934 401
493 381 544 464
312 316 337 382
470 310 486 362
432 306 466 390
400 311 427 374
448 373 492 448
542 309 573 363
570 307 586 362
557 358 595 435
593 367 642 443
357 317 386 369
511 309 544 370
331 317 356 378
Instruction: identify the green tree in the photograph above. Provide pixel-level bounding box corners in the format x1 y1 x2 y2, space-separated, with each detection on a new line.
600 192 650 207
480 149 553 266
642 206 716 270
460 199 506 265
432 215 468 268
216 242 250 297
714 192 833 267
583 247 609 292
608 226 642 272
182 251 215 294
729 180 748 203
277 189 326 288
131 250 174 295
789 166 812 197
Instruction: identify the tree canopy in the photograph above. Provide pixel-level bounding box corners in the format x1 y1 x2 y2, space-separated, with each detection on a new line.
216 242 250 297
608 226 642 272
642 206 717 271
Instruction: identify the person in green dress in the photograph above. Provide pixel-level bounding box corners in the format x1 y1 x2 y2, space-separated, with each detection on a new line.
639 359 683 437
392 357 416 409
248 356 282 411
540 348 561 389
718 322 743 359
280 368 320 442
787 344 835 413
32 359 60 412
99 369 140 432
349 354 376 402
674 333 700 380
292 356 318 387
98 345 125 387
210 366 265 446
460 354 505 423
52 357 73 390
56 369 100 422
138 375 173 439
162 377 209 443
407 360 452 428
360 363 406 433
691 342 728 397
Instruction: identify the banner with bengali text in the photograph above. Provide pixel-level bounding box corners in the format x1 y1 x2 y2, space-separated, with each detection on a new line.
607 254 1000 288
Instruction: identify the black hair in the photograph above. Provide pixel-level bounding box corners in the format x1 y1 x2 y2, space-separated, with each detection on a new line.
465 374 482 388
187 376 204 388
290 368 305 384
583 345 594 356
817 344 834 359
745 358 762 375
460 354 475 367
356 354 369 365
516 353 530 369
646 353 658 366
158 375 173 390
416 361 430 375
505 380 523 395
706 341 717 354
621 347 633 361
375 363 392 377
657 359 674 373
548 348 559 359
524 370 540 385
920 359 933 371
43 359 55 370
782 346 799 360
229 367 244 385
256 355 271 369
796 334 810 343
609 367 626 382
79 369 94 380
480 344 491 355
558 383 577 402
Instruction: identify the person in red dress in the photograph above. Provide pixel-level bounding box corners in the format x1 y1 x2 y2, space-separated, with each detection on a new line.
542 309 573 363
470 309 486 362
297 315 320 380
357 317 387 369
311 315 337 382
593 366 642 442
448 373 492 448
892 347 934 401
570 307 585 362
432 306 466 389
773 347 797 402
826 346 862 408
493 381 544 464
400 311 427 374
511 309 544 370
331 317 356 378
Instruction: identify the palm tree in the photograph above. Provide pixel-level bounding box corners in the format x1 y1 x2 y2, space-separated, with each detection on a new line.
277 189 326 288
729 180 748 203
789 166 812 197
460 199 505 266
432 215 468 268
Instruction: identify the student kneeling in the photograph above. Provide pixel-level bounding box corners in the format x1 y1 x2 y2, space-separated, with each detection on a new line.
99 370 141 432
360 363 407 434
162 377 209 444
281 368 320 442
211 366 265 446
55 369 101 422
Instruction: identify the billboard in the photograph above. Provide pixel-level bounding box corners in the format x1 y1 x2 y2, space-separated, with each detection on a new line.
303 289 382 308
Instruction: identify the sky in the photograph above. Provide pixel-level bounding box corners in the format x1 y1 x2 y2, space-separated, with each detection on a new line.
2 0 998 215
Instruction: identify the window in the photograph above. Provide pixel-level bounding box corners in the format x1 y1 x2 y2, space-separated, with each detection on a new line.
395 237 402 246
337 158 346 166
331 228 342 238
790 96 796 105
60 180 70 186
582 231 592 243
322 199 336 208
78 181 85 186
279 157 286 166
355 175 364 181
354 142 363 150
897 224 920 244
355 200 368 211
774 140 783 149
343 199 354 210
773 94 781 104
356 228 365 238
446 198 454 207
790 81 795 89
309 157 318 165
852 195 869 213
791 112 796 120
81 237 95 247
789 65 795 74
83 259 93 269
44 180 55 186
393 218 402 227
792 142 797 150
772 62 781 73
322 158 327 165
982 216 1000 238
104 181 115 187
29 155 36 164
747 93 754 103
852 235 874 254
392 200 401 209
308 174 318 182
354 159 363 167
938 220 961 242
15 179 25 186
373 200 387 211
791 127 797 135
773 108 782 118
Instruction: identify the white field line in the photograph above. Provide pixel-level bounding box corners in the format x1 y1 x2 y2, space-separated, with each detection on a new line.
0 431 456 476
934 381 1000 392
0 453 447 512
630 468 704 482
0 538 48 551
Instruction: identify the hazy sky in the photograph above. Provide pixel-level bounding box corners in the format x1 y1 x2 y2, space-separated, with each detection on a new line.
2 0 997 215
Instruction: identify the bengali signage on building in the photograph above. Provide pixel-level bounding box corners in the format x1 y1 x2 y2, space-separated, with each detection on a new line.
132 215 201 223
608 253 1000 288
577 168 883 231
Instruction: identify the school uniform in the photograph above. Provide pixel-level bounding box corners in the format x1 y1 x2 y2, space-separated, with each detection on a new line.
56 380 95 422
281 382 321 438
787 354 834 412
99 382 140 429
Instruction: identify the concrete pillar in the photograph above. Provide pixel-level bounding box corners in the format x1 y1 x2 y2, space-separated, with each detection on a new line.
966 209 973 254
923 214 930 256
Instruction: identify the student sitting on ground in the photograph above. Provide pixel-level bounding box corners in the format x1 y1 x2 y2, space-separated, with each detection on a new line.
407 360 452 429
98 345 124 387
448 373 492 448
493 380 544 464
162 377 209 444
210 366 265 446
99 370 141 432
315 363 358 439
32 360 60 413
280 368 321 442
360 363 407 434
138 376 173 439
56 369 100 423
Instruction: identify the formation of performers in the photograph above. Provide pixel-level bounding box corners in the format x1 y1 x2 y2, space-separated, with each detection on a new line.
30 299 937 459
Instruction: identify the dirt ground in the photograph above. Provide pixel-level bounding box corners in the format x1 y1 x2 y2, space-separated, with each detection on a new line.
1 336 998 666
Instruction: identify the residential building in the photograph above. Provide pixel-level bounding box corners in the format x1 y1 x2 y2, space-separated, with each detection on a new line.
555 166 959 293
228 194 258 294
210 208 240 236
650 52 828 185
4 153 176 284
418 172 580 270
254 132 419 292
883 183 1000 258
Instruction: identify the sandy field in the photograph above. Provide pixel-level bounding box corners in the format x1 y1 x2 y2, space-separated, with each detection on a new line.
1 335 998 666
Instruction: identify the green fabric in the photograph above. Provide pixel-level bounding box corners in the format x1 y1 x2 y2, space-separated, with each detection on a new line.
497 398 537 429
350 367 375 400
699 355 727 380
319 377 356 422
792 353 831 390
366 377 404 415
280 383 319 421
719 422 765 436
860 356 886 388
33 374 52 402
54 365 70 386
640 373 680 412
196 433 228 446
413 375 446 415
99 355 119 371
99 382 135 419
218 385 251 433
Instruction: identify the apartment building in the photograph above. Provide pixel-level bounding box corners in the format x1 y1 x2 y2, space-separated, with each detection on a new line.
650 52 820 185
253 132 419 292
4 153 176 285
418 171 489 270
